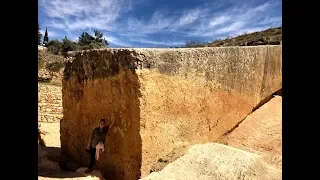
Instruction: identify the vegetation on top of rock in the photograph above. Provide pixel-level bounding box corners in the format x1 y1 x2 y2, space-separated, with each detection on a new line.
185 40 203 48
42 29 109 54
77 30 109 50
38 50 64 64
38 24 109 55
183 27 282 48
62 37 78 53
46 61 65 72
46 40 63 55
38 50 65 78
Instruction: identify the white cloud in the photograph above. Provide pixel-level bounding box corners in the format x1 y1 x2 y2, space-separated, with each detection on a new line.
45 20 65 29
178 8 202 26
259 16 282 25
115 7 209 38
209 15 231 28
215 21 245 34
185 1 281 38
114 11 173 38
138 10 173 34
130 38 185 46
103 35 133 47
40 0 131 31
40 29 57 37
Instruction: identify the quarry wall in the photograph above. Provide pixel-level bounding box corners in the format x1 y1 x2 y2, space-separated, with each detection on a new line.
38 83 63 123
61 46 282 180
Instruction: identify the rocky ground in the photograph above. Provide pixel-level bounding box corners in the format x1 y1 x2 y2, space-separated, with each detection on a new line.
204 27 281 47
38 49 65 85
38 68 64 85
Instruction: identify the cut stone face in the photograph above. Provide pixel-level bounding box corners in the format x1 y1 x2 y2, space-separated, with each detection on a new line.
61 46 282 180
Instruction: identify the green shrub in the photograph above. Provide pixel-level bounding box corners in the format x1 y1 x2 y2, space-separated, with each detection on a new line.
46 61 64 72
62 37 79 52
46 40 63 55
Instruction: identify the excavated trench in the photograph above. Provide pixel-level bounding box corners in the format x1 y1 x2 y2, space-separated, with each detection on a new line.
38 89 282 179
38 90 282 179
148 91 282 173
39 46 282 179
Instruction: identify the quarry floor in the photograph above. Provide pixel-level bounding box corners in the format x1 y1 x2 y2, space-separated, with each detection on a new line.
38 95 282 180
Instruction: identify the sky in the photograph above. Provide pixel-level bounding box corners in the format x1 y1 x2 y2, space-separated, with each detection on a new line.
38 0 282 48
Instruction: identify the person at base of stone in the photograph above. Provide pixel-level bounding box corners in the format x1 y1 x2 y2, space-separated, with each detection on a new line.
85 118 114 173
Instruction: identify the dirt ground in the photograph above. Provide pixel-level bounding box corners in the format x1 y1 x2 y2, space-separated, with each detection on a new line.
149 145 191 173
142 143 281 180
39 122 61 147
38 122 104 180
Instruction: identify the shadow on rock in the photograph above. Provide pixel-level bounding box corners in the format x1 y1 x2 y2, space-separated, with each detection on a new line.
38 145 85 178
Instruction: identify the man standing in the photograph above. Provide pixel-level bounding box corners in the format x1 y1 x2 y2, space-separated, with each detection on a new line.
85 119 113 173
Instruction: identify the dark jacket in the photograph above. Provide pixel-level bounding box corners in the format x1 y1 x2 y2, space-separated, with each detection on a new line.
90 125 109 148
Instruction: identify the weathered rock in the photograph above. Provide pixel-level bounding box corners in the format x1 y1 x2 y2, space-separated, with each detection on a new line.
38 84 63 123
38 66 64 84
61 46 282 180
38 69 52 82
59 153 81 172
38 143 62 176
38 45 48 51
39 158 61 172
38 145 48 161
38 77 52 82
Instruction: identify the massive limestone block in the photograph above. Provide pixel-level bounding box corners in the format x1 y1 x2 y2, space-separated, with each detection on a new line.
61 46 282 180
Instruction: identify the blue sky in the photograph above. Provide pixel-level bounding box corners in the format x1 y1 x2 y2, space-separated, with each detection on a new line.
38 0 282 48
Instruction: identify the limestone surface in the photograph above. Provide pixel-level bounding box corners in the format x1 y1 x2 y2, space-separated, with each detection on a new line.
61 46 282 179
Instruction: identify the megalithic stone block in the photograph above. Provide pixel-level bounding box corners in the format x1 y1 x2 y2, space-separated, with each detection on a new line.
61 46 282 180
